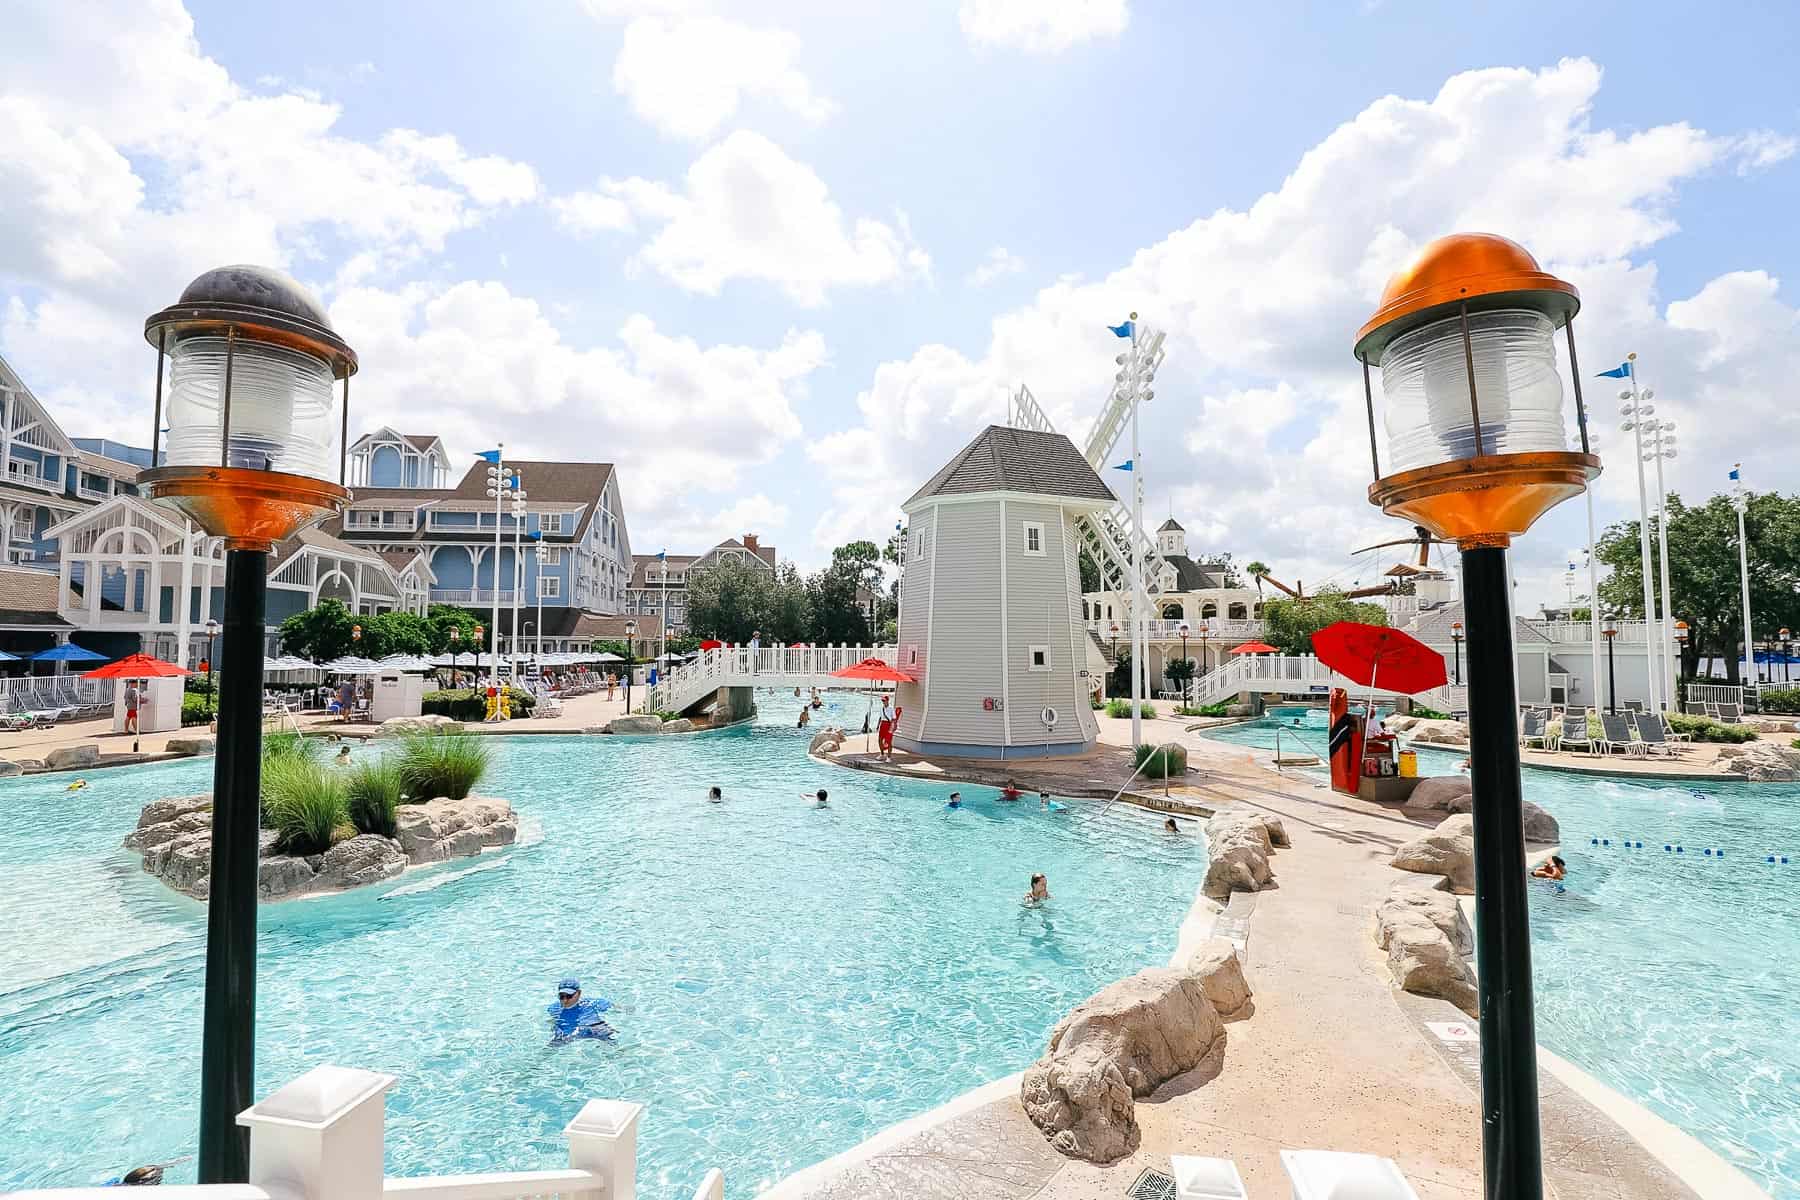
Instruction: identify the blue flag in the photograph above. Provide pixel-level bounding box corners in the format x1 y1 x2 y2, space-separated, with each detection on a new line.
1113 460 1133 472
657 549 666 560
1729 466 1741 482
1594 362 1632 379
476 449 501 463
1108 320 1135 339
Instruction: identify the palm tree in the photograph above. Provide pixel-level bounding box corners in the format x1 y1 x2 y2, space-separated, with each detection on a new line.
1246 561 1271 595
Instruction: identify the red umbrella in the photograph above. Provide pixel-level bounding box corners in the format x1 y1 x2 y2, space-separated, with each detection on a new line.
831 658 916 751
1310 622 1445 695
1230 640 1278 655
699 639 724 651
81 652 190 679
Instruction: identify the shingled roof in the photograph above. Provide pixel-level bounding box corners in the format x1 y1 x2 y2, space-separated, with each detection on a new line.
906 426 1116 507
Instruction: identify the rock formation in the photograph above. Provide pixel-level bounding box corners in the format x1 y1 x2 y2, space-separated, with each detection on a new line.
1186 938 1253 1021
45 744 98 769
808 727 846 755
1201 810 1287 900
1716 741 1800 782
1391 812 1476 893
1374 885 1477 1016
605 714 665 734
1408 775 1471 811
166 736 215 755
378 714 464 736
1020 967 1227 1163
127 794 517 901
1407 719 1469 746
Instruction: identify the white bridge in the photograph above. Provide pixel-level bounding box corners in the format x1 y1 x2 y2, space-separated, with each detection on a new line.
1188 653 1469 715
645 644 900 716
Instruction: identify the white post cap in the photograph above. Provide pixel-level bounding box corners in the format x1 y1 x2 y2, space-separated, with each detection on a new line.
565 1098 643 1140
1171 1154 1248 1200
238 1065 395 1129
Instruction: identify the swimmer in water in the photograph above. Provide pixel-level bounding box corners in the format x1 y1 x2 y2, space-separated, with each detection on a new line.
946 791 963 809
335 745 352 764
706 786 723 802
1164 817 1180 834
547 976 615 1044
1022 873 1050 905
66 779 89 792
999 777 1024 801
802 788 829 807
797 706 811 728
1039 790 1067 814
1531 854 1567 881
107 1164 166 1186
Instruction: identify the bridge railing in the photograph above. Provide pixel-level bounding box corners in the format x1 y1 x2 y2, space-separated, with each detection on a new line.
645 645 899 714
1188 654 1450 707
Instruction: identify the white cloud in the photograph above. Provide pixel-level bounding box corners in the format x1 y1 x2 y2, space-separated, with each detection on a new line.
595 131 931 305
959 0 1129 53
967 246 1026 286
550 188 635 236
612 15 833 141
808 59 1798 607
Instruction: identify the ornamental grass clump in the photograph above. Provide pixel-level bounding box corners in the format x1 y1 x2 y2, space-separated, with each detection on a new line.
397 733 491 801
262 756 348 855
1134 742 1188 779
345 757 406 838
1105 697 1132 719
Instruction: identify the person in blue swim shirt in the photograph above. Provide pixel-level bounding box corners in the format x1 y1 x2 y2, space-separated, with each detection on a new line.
547 976 615 1044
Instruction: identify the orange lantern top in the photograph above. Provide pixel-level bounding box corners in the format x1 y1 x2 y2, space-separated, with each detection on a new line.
1354 233 1580 364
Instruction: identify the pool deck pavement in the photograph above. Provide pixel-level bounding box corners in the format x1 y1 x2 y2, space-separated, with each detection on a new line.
783 715 1768 1200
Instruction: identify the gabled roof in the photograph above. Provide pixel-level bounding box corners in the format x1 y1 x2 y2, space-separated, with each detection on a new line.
1404 600 1550 646
73 449 141 481
350 427 447 457
0 353 79 459
43 493 187 541
1158 517 1184 532
906 426 1116 507
485 608 662 639
273 526 391 572
1161 555 1230 592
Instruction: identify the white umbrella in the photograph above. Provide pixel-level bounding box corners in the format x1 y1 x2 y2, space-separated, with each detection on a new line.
376 653 436 671
322 655 384 674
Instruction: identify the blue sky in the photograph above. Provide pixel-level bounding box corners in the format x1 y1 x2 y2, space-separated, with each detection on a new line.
3 0 1796 608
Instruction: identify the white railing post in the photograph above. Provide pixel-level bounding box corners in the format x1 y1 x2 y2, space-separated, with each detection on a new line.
565 1099 643 1200
236 1065 395 1200
690 1167 725 1200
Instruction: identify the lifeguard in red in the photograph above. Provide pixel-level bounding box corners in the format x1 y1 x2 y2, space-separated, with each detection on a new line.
877 695 900 760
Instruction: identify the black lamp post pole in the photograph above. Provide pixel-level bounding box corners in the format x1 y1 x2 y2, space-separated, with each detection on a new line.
197 548 268 1182
1180 632 1188 702
1605 635 1617 715
1459 544 1543 1200
1452 632 1463 685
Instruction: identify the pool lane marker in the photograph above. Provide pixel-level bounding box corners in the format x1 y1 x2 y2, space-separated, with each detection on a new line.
1585 838 1786 861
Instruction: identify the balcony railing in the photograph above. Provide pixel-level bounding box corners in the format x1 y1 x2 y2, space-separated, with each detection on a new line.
1528 618 1655 644
431 588 519 605
1088 618 1266 643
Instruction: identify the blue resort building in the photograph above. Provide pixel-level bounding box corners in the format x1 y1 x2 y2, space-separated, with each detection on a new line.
0 352 644 671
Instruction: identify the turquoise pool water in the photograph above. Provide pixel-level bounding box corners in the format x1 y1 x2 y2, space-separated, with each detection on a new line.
0 692 1201 1195
1210 710 1800 1199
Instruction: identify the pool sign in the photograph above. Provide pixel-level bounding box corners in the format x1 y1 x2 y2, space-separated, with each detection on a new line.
1308 684 1329 693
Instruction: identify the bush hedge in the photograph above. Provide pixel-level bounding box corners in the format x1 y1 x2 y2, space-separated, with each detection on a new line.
1666 712 1759 744
1760 686 1800 714
1133 742 1188 779
181 693 215 726
421 688 535 722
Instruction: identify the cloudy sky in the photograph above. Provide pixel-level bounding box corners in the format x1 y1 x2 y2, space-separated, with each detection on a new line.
3 0 1796 610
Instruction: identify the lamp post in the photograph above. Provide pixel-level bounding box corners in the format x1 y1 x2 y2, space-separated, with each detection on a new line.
1177 619 1190 706
1197 617 1213 684
139 264 356 1183
473 624 485 684
1643 413 1678 707
1355 234 1599 1200
1111 315 1164 748
508 483 528 681
1673 620 1689 693
484 454 513 686
203 617 220 716
1449 620 1463 686
448 625 461 687
1602 618 1619 714
1782 627 1793 685
1616 372 1663 714
624 618 637 713
1109 621 1121 696
1731 465 1756 692
533 532 547 665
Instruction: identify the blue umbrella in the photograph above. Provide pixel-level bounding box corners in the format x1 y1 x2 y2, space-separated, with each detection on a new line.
0 650 18 662
31 644 108 663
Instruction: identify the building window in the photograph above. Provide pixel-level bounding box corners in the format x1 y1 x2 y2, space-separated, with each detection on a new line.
912 530 924 558
8 460 38 484
1022 521 1045 557
540 547 563 565
1027 644 1051 672
542 513 565 533
539 576 561 599
901 644 921 668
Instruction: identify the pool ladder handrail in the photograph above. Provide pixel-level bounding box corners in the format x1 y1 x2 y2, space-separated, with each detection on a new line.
1087 739 1186 822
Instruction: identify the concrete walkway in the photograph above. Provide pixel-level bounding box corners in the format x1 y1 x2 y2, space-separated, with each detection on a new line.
774 720 1748 1200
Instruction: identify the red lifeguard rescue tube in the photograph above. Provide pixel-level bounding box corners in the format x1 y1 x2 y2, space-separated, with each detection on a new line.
1327 687 1363 795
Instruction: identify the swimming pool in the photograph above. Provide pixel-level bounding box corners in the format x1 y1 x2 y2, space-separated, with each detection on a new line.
1208 710 1800 1199
0 692 1201 1195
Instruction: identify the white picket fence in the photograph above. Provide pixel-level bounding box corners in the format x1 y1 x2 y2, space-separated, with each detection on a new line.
14 1065 721 1200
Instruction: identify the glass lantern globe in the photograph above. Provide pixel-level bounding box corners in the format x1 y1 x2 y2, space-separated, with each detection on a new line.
152 266 351 481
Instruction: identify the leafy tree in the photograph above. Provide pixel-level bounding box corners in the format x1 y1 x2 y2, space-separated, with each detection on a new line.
685 558 779 642
768 561 813 643
427 605 484 653
361 611 434 658
1165 656 1196 691
279 598 357 662
807 563 871 644
831 539 884 597
1595 489 1800 684
1204 552 1245 589
1079 549 1102 594
1261 588 1388 655
883 529 905 568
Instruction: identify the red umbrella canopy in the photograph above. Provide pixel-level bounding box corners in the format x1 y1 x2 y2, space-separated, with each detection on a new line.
1310 622 1446 694
81 652 191 679
699 639 724 651
1229 641 1278 655
831 657 916 683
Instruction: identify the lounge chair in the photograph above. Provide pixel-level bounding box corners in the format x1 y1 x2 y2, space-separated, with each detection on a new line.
1599 712 1641 757
1519 710 1547 750
1716 701 1743 723
1631 712 1683 756
1624 699 1645 714
1172 1154 1249 1200
1281 1150 1421 1200
1559 708 1595 754
1685 702 1710 716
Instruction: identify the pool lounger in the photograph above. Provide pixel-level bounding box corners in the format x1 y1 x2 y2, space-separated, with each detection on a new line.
1280 1149 1421 1200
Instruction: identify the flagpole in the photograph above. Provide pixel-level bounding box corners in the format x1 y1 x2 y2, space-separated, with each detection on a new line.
1585 490 1603 712
1733 466 1755 692
1128 323 1144 750
1624 357 1661 715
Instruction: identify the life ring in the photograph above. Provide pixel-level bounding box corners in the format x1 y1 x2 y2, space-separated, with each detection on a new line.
1041 706 1059 728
